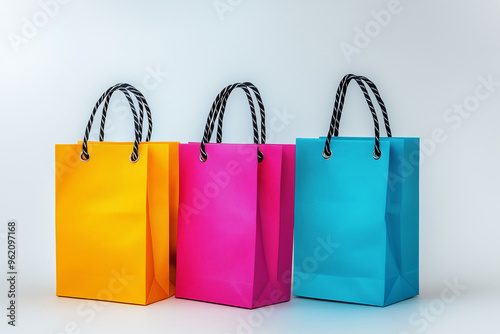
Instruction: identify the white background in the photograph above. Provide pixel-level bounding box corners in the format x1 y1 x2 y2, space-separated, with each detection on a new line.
1 0 499 333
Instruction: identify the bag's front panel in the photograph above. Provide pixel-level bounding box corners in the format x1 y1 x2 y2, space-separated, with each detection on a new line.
55 143 149 305
294 138 391 306
177 143 259 308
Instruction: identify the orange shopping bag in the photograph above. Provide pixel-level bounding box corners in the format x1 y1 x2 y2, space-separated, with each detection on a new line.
55 83 178 305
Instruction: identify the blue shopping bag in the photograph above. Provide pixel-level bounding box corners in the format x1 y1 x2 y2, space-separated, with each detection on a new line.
293 74 419 306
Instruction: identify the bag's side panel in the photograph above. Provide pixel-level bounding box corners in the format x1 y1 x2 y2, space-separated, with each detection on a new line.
167 142 180 295
145 143 173 304
176 143 259 308
402 138 420 293
277 144 296 302
294 138 390 306
252 144 285 308
383 138 405 305
386 138 420 304
55 143 148 305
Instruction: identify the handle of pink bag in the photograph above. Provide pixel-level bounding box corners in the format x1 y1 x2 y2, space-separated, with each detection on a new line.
200 82 266 162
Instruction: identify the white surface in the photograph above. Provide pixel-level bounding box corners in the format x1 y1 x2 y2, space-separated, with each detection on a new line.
0 0 499 333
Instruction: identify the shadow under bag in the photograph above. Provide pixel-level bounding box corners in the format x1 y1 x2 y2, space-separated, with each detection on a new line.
176 82 295 309
55 84 178 305
293 75 419 306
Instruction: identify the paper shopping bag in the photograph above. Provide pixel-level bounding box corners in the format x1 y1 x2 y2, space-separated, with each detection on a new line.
293 75 419 306
176 82 295 309
55 83 178 305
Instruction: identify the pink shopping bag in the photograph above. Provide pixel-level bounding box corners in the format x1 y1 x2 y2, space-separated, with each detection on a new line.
176 82 295 308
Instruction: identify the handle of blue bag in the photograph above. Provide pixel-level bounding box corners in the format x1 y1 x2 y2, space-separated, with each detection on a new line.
323 74 391 160
98 83 152 143
80 84 142 163
200 82 266 162
334 75 392 138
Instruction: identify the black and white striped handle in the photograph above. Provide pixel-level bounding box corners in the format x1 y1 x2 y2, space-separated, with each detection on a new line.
215 82 266 146
202 83 258 148
323 74 392 160
99 83 153 143
200 82 266 162
333 75 391 137
80 83 144 163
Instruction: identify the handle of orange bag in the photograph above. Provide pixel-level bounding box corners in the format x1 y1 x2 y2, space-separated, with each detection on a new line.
98 83 152 143
80 83 142 163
